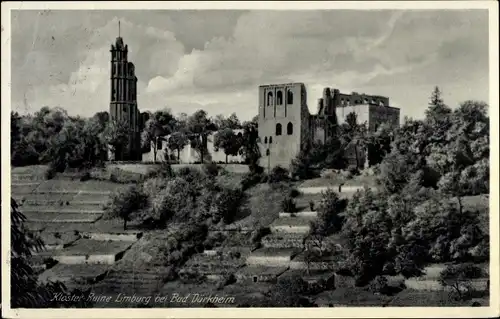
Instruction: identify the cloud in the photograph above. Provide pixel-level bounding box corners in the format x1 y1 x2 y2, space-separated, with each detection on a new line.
11 9 489 121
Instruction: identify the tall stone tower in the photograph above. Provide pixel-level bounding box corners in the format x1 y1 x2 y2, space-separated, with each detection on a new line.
109 23 142 161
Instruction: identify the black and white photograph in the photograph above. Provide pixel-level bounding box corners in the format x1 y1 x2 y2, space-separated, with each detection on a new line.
1 1 498 317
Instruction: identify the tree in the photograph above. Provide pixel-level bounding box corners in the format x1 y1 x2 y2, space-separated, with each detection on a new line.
425 86 452 127
103 119 129 161
439 263 484 300
226 113 242 129
167 132 189 162
339 112 369 170
213 128 242 163
141 110 176 163
187 110 217 163
106 185 149 230
239 121 261 171
42 118 87 172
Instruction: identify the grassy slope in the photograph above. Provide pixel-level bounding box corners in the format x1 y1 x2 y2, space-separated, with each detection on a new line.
238 183 291 228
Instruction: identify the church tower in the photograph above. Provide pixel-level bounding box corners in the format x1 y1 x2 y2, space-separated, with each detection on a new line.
109 22 142 161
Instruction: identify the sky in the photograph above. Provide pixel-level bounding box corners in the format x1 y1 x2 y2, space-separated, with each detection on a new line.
10 9 489 121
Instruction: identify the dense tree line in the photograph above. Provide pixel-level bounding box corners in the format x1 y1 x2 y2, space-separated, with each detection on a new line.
11 107 258 169
306 87 490 287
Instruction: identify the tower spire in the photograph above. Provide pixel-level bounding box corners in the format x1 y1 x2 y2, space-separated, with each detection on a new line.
119 20 121 37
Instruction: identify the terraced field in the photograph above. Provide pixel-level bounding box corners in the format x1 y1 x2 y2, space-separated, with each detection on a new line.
11 167 142 297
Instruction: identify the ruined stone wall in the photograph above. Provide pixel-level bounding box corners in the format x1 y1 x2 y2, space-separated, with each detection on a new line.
335 104 371 126
336 92 389 107
368 104 401 130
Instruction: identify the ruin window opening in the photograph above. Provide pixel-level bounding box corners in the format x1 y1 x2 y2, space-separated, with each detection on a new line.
287 90 293 104
276 123 282 136
264 136 268 144
266 149 270 156
269 136 273 144
267 92 273 106
253 276 258 283
277 91 283 105
287 122 293 135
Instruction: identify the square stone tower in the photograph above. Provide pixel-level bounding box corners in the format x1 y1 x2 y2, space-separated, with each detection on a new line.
258 83 310 171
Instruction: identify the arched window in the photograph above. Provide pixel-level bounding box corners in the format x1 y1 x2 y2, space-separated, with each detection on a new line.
287 90 294 104
276 123 282 136
267 92 273 106
269 136 273 144
287 122 293 135
264 136 268 144
277 91 283 105
266 149 270 156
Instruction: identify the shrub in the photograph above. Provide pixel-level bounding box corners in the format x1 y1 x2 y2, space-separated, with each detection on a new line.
347 165 359 176
150 178 196 225
241 171 265 191
203 231 227 249
369 275 389 294
79 172 91 181
251 226 271 245
109 168 143 184
203 162 220 177
211 187 246 224
309 200 315 211
45 165 57 180
281 197 297 213
289 188 301 198
268 166 289 183
142 177 169 198
177 166 205 184
145 162 175 179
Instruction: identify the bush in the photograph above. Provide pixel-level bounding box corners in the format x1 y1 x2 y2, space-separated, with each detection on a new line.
150 178 197 225
45 165 57 180
79 172 91 181
145 162 175 179
211 187 246 224
369 275 389 294
347 165 359 176
203 162 220 177
203 231 227 249
177 166 205 184
109 168 143 184
251 226 271 245
281 197 297 213
268 166 289 183
289 188 301 198
309 200 315 211
241 171 265 191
